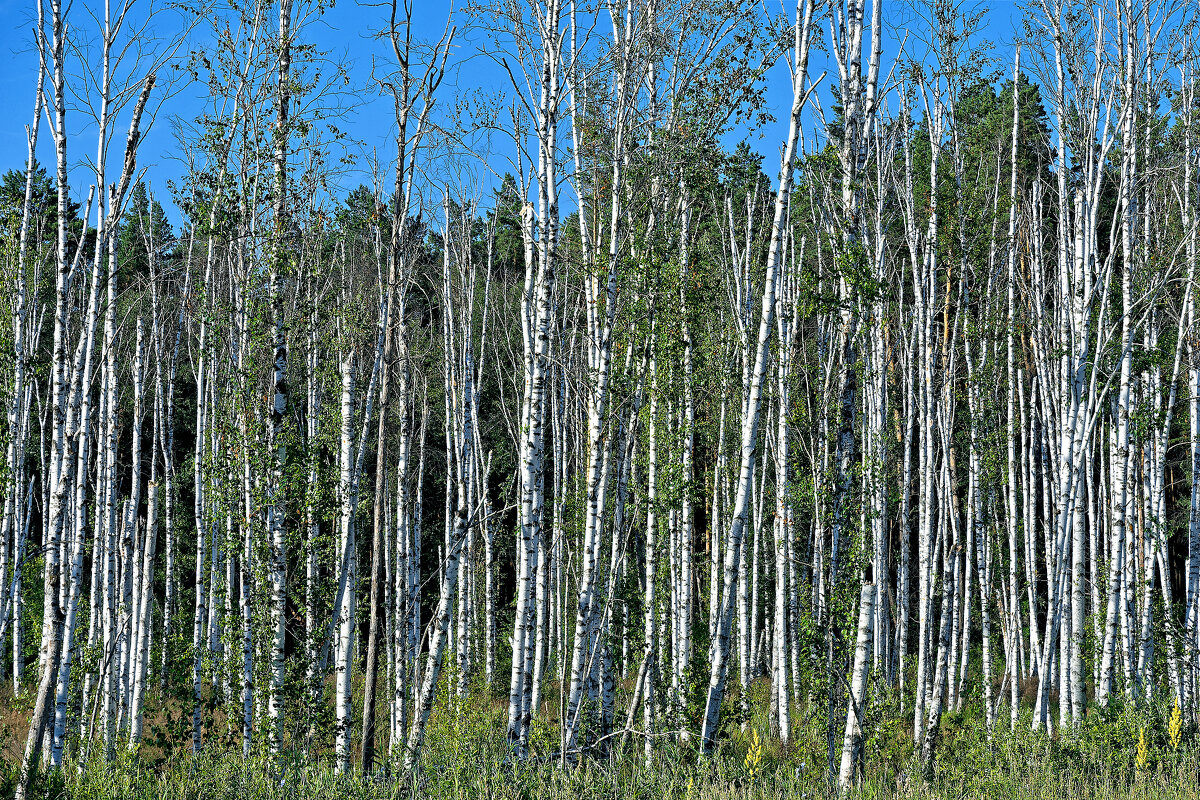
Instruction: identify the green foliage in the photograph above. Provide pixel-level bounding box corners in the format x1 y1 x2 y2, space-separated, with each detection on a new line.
24 693 1200 799
0 161 83 246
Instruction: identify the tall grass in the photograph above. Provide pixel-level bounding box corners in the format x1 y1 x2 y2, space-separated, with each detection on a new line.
7 688 1200 799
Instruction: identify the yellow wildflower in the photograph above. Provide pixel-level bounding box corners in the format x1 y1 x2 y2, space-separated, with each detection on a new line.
1170 701 1183 751
744 729 764 782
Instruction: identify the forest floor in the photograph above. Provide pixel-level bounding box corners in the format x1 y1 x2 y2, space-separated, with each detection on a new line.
4 677 1200 799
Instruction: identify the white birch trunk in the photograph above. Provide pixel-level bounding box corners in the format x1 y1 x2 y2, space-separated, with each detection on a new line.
700 0 814 753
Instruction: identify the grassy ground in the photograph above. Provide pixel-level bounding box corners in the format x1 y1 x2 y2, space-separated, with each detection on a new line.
4 681 1200 799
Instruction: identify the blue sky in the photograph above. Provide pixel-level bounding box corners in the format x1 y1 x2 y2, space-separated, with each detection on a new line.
0 0 1028 226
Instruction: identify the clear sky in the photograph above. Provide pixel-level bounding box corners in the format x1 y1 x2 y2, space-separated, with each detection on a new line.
0 0 1029 226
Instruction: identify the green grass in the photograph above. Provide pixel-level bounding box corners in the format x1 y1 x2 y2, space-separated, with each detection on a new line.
6 686 1200 799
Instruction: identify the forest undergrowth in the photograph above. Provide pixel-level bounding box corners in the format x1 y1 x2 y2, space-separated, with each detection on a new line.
4 675 1200 800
